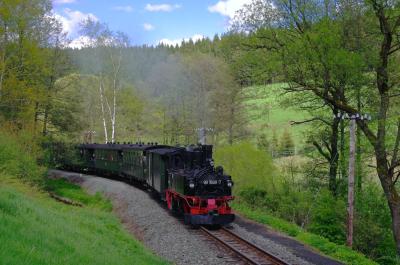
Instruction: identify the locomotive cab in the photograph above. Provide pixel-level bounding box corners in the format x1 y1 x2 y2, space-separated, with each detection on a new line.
165 144 235 225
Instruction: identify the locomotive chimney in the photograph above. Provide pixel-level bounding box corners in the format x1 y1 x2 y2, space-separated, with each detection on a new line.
198 128 206 145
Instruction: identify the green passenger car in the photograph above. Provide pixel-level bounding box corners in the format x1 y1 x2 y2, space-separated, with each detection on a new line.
122 149 146 181
94 148 123 174
146 148 183 199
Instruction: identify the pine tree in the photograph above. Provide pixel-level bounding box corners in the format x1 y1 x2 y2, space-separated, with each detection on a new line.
279 129 295 156
257 133 270 153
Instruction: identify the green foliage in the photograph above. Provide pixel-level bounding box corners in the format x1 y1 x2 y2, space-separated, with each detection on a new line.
354 185 398 264
0 0 70 131
41 140 83 168
214 142 276 191
257 133 270 153
277 181 314 227
0 178 167 265
218 142 396 263
0 130 44 184
308 190 346 244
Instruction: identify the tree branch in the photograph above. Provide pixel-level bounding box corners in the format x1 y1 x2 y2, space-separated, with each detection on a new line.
313 141 331 161
290 117 332 126
290 81 378 146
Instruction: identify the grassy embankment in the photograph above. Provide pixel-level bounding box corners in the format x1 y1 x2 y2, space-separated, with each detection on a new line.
0 130 168 265
0 177 168 265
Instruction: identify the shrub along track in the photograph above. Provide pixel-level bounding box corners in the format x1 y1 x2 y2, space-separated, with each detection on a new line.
49 170 342 265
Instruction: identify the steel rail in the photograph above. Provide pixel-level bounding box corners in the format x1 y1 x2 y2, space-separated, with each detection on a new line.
200 226 290 265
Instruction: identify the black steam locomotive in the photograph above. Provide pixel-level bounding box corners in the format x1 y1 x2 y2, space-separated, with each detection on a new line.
66 142 235 225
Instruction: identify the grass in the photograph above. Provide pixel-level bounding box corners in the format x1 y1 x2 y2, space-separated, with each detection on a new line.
45 178 113 211
244 83 310 148
0 175 168 265
233 202 378 265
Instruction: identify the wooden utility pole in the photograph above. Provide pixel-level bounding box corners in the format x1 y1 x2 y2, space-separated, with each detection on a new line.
334 112 371 248
347 117 356 247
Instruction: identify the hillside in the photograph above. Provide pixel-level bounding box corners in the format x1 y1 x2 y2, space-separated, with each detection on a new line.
244 83 310 150
0 176 168 265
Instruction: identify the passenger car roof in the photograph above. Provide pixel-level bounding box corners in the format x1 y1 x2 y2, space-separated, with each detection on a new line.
80 143 173 151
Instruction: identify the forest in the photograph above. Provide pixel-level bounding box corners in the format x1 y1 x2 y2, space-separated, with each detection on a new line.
1 0 400 264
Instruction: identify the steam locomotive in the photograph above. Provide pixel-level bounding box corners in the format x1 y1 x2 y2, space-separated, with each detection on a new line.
66 142 235 225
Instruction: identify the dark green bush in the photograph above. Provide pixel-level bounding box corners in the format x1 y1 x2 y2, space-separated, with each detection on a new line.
354 184 397 264
238 187 267 206
41 140 81 168
309 189 346 244
277 183 314 227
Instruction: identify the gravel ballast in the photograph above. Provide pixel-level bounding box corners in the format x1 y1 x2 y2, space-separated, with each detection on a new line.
49 170 342 265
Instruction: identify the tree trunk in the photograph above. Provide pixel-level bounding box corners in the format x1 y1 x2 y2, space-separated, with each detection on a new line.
111 82 116 143
375 153 400 256
34 101 39 133
340 119 346 179
388 195 400 256
329 114 340 194
356 87 362 191
0 22 6 98
99 80 108 143
42 104 48 136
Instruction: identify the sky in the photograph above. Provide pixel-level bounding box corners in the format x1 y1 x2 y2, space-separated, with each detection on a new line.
52 0 253 48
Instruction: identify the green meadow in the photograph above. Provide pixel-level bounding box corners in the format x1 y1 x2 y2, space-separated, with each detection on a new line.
244 83 310 148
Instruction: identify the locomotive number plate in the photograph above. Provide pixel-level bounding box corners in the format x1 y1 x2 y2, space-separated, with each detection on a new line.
209 180 218 185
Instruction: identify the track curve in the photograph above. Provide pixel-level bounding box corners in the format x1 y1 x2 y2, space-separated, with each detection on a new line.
200 226 290 265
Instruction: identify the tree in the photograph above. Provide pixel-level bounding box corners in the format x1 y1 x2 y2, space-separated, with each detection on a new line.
234 0 400 255
279 129 295 156
0 0 70 133
79 19 129 143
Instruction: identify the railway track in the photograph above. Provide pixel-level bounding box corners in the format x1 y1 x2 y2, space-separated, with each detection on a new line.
200 226 290 265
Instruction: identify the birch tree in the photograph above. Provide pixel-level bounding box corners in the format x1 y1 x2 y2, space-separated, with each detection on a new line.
80 19 129 143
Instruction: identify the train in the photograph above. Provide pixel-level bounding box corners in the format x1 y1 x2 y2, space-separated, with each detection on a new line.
63 142 235 225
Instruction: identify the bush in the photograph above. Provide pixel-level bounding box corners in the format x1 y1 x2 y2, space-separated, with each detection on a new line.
214 142 276 193
0 130 44 184
308 189 346 244
354 185 397 264
41 140 81 168
277 183 314 228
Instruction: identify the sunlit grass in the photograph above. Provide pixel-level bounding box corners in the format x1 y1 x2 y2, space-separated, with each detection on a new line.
244 83 310 148
0 176 168 265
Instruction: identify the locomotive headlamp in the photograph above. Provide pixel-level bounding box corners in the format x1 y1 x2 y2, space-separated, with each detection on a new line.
189 182 195 188
227 181 232 187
